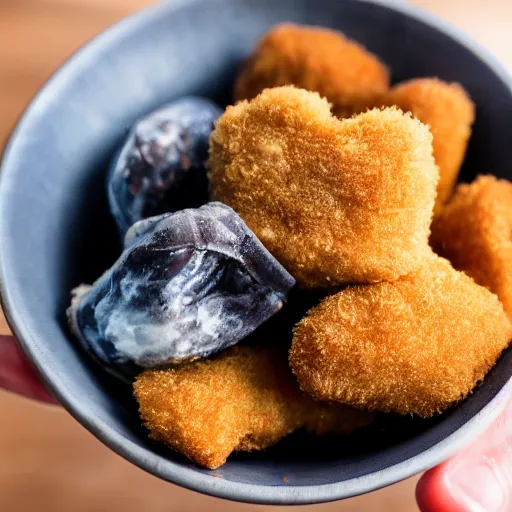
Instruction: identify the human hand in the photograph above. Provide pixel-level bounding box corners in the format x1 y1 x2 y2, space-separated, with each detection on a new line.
0 334 57 403
417 397 512 512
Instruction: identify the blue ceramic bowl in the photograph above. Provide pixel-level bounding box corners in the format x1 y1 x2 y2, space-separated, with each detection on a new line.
1 0 512 504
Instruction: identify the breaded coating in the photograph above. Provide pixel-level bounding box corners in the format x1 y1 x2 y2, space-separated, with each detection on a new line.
290 255 511 417
431 175 512 318
209 86 438 288
134 345 374 469
234 23 390 116
382 78 475 214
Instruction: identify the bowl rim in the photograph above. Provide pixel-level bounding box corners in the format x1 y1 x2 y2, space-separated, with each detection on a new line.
1 0 512 504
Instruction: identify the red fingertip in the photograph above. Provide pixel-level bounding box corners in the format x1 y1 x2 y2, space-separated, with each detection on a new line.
417 400 512 512
0 335 58 404
416 465 466 512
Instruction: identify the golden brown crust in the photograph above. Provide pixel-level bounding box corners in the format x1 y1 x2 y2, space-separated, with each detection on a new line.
234 23 390 116
431 175 512 318
133 345 374 469
290 255 511 417
209 86 438 288
382 78 475 214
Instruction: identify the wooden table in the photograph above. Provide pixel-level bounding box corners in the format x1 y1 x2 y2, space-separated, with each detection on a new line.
1 1 510 510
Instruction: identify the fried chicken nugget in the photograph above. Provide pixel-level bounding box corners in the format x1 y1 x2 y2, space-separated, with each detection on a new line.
234 23 390 116
133 345 374 469
290 255 511 417
209 86 438 288
431 175 512 318
382 79 475 214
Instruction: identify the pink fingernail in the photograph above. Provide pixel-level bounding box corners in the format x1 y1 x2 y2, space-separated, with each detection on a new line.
447 461 506 512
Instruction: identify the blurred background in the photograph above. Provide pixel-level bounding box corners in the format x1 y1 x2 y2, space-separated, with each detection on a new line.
1 0 512 510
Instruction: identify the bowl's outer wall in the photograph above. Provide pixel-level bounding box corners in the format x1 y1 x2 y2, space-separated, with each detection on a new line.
1 0 512 504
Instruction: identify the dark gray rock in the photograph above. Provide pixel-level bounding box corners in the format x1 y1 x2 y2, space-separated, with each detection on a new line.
68 203 295 377
108 97 222 236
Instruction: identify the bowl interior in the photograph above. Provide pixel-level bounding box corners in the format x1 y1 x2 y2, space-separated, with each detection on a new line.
2 0 512 503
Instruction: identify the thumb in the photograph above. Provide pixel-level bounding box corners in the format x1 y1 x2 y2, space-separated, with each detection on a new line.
416 398 512 512
0 335 57 403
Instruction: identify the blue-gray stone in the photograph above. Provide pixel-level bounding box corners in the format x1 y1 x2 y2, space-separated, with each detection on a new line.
68 203 295 378
108 97 222 236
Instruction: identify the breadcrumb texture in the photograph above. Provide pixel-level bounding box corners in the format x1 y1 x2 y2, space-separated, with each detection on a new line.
133 345 374 469
209 86 438 288
234 23 390 116
431 175 512 318
383 78 475 214
290 255 511 417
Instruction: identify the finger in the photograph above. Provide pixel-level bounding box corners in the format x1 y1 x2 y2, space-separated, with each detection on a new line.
0 335 58 404
416 400 512 512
